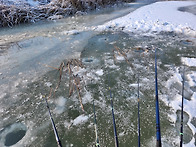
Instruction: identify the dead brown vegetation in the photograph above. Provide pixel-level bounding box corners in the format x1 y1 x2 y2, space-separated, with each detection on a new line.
0 0 135 27
43 59 85 112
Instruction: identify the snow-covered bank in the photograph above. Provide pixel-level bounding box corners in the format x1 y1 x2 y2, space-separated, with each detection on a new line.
96 1 196 36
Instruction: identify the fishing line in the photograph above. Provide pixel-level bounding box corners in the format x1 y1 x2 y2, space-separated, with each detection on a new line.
85 80 100 147
93 99 100 147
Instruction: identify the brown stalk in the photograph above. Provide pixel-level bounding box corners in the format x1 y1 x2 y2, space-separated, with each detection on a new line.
73 75 84 112
114 46 133 68
39 63 59 70
69 76 74 97
54 62 65 92
48 87 53 100
53 62 66 99
113 49 117 64
67 61 72 75
41 58 85 112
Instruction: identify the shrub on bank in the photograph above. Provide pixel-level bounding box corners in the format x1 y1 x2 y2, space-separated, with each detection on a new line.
0 0 135 27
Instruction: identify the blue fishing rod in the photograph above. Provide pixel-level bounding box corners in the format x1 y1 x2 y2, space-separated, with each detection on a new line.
43 95 62 147
109 87 119 147
137 70 141 147
154 49 162 147
93 99 100 147
137 51 141 147
180 67 185 147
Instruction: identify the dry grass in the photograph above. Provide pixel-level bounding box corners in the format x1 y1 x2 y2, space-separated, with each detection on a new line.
0 0 135 27
114 46 134 68
43 59 85 112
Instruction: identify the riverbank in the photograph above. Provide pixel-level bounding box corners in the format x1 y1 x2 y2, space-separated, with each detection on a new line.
0 0 135 28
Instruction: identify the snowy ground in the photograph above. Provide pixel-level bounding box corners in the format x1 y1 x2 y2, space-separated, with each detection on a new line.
1 0 51 6
96 1 196 37
1 0 40 6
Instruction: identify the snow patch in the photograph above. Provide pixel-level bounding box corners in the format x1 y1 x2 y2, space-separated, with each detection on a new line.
187 72 196 87
168 113 177 124
72 114 89 125
54 96 66 114
61 30 80 35
116 55 125 61
45 82 52 87
96 1 196 36
95 69 104 76
83 91 92 104
129 83 138 88
181 57 196 67
161 65 196 146
184 93 196 119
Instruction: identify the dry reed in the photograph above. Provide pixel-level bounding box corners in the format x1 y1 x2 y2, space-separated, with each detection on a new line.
0 0 135 27
43 58 85 111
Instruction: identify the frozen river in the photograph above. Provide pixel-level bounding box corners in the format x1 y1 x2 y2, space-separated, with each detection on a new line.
0 1 196 147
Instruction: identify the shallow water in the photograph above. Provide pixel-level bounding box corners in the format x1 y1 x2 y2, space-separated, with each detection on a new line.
0 1 196 147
